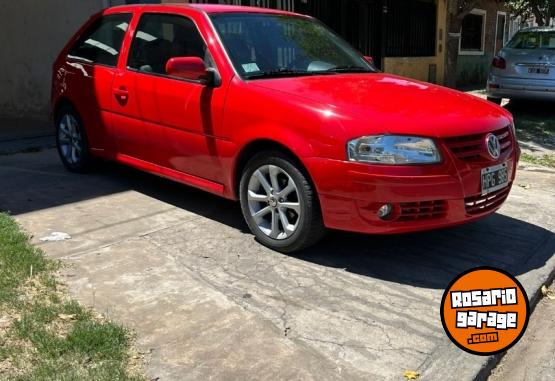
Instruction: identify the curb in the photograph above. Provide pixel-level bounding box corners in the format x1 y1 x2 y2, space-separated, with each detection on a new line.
474 235 555 381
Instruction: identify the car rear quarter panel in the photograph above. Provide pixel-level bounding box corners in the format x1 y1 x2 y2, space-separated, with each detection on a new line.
52 11 121 154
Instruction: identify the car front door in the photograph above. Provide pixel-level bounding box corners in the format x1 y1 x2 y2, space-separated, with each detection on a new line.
125 12 228 183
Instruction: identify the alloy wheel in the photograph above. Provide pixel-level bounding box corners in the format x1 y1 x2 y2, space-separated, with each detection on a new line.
58 113 83 165
247 164 301 240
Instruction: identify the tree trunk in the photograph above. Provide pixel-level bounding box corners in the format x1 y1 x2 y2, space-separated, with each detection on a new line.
532 5 545 26
444 0 480 88
445 15 464 88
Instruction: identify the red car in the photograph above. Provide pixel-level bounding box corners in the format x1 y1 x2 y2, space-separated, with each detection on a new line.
51 4 519 252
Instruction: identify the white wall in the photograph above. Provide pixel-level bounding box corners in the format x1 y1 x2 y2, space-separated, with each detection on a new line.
0 0 106 119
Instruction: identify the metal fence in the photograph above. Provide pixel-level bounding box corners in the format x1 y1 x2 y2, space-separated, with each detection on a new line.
179 0 437 60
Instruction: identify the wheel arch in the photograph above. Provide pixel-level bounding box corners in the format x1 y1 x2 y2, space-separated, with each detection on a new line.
52 96 77 122
232 139 316 199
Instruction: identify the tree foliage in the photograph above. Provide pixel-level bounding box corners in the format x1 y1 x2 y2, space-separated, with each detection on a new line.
505 0 555 26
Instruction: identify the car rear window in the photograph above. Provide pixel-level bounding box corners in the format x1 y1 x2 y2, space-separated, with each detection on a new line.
507 31 555 49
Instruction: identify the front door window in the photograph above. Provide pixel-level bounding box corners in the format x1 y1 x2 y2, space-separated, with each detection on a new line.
127 13 211 76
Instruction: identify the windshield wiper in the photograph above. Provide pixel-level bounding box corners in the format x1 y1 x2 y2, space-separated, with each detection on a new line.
325 65 373 73
245 68 332 80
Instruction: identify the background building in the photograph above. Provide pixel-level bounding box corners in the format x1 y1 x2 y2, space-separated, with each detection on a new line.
0 0 516 131
455 0 511 86
190 0 447 85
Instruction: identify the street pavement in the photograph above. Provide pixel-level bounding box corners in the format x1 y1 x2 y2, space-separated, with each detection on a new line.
0 149 554 381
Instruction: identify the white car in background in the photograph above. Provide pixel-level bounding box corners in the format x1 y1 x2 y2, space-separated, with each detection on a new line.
487 27 555 104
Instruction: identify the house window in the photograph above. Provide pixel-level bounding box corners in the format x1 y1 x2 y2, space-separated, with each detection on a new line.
460 9 486 55
386 0 437 57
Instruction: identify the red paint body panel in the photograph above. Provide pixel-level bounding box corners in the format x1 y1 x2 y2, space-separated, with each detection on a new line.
51 4 520 235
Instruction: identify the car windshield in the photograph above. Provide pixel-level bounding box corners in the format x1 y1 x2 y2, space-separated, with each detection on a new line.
210 13 376 79
507 31 555 49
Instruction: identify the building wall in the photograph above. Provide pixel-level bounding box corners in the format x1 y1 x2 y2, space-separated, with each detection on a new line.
384 0 446 84
0 0 476 121
455 1 509 86
0 0 108 119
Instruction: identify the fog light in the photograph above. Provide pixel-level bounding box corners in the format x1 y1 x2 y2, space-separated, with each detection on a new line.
378 203 393 220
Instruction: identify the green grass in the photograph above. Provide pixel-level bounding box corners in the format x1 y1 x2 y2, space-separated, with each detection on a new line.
0 213 144 381
0 214 50 304
520 153 555 168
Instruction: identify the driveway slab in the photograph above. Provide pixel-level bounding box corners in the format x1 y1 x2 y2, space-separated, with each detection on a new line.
1 149 554 381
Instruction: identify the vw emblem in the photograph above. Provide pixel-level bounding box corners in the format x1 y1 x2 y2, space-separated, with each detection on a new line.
486 133 501 160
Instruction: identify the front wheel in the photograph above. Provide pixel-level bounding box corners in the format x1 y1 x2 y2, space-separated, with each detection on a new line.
239 152 326 253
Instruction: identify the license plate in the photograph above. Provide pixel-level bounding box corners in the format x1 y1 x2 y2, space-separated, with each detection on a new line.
528 66 550 75
481 163 509 195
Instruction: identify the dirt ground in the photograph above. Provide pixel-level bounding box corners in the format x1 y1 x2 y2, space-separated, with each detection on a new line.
489 281 555 381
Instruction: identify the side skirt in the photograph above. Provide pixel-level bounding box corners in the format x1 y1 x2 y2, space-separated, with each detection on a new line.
115 153 226 197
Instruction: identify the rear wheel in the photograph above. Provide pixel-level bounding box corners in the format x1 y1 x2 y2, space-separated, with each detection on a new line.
239 152 325 253
487 97 502 105
55 105 94 172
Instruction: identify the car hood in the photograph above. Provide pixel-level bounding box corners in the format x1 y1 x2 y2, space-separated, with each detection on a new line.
250 73 512 139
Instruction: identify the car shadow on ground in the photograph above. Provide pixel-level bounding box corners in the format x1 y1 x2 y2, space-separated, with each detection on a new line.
298 218 555 289
2 155 554 291
504 100 555 152
107 162 555 291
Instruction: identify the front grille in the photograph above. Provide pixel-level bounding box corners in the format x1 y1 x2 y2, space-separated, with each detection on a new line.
444 126 513 162
465 184 511 215
397 200 447 221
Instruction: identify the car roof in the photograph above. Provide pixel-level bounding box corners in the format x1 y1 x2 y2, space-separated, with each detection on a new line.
107 3 301 17
518 26 555 32
189 4 300 16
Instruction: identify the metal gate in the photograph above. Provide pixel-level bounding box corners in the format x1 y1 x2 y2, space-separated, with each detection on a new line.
295 0 383 68
186 0 437 69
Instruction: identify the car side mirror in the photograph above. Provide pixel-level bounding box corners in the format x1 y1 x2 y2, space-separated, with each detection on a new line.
165 56 218 86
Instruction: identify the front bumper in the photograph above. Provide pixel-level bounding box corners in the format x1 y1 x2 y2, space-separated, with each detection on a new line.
305 140 519 234
487 74 555 101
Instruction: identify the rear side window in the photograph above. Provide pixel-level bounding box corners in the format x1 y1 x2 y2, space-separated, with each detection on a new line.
507 31 555 49
127 13 211 75
69 14 132 66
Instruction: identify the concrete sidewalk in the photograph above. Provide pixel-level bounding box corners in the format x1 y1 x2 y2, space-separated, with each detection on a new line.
0 149 554 381
0 117 55 155
0 116 54 141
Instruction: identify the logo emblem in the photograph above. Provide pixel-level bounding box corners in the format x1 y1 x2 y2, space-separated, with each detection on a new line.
440 267 530 356
486 133 501 160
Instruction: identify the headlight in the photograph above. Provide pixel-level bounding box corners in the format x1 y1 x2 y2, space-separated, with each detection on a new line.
347 135 441 164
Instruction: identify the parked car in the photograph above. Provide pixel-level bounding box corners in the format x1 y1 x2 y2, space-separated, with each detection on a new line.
52 4 519 253
487 27 555 103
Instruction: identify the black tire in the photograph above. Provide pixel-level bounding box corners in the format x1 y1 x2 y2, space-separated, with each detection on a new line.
487 97 502 105
239 151 326 253
55 105 95 172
